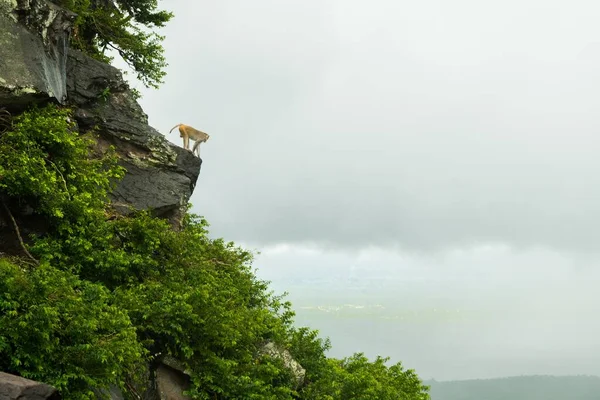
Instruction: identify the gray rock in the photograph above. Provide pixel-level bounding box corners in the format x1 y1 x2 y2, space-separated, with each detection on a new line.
0 372 60 400
258 341 306 389
92 384 124 400
0 0 75 110
160 356 191 376
155 365 191 400
66 49 201 226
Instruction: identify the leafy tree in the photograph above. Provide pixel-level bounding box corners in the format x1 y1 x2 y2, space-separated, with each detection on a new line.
300 354 430 400
287 327 332 386
109 214 300 399
0 260 146 398
55 0 173 88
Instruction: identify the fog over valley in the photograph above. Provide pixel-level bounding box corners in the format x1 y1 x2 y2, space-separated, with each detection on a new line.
254 244 600 380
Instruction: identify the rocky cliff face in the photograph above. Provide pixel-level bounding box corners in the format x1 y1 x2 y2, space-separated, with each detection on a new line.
0 0 201 257
65 49 202 224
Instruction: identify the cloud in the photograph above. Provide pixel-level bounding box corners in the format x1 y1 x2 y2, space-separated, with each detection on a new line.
129 0 600 253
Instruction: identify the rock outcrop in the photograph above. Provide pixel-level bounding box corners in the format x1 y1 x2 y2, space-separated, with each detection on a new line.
0 372 60 400
65 49 202 225
155 364 192 400
0 0 201 256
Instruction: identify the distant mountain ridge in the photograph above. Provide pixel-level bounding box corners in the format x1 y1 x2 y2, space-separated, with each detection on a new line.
426 375 600 400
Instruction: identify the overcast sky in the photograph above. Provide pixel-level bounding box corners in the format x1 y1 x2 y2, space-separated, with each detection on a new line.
120 0 600 381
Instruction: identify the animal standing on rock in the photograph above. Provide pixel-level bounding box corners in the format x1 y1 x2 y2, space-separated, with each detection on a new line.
169 123 210 157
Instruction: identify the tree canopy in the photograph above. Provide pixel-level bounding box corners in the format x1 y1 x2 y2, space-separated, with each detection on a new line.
55 0 173 88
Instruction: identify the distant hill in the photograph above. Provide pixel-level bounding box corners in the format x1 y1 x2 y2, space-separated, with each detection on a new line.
426 375 600 400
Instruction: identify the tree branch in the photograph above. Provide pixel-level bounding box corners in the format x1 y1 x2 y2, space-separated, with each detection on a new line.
0 107 11 135
1 201 39 266
45 158 71 200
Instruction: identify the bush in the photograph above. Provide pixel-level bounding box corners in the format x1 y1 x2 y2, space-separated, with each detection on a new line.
0 104 123 227
0 260 145 399
300 353 430 400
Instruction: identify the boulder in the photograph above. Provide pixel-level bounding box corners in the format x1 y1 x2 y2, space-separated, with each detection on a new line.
259 341 306 389
0 372 60 400
154 364 191 400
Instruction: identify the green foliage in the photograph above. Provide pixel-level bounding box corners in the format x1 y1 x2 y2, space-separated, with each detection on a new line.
98 87 111 102
0 104 431 399
300 353 430 400
0 260 145 399
82 212 300 398
0 104 124 227
287 326 331 385
54 0 173 88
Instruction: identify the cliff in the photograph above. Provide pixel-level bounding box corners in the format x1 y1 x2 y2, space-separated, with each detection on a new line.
0 0 201 257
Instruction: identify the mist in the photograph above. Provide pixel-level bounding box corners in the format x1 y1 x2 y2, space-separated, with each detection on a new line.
116 0 600 383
